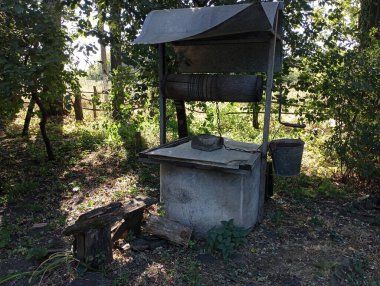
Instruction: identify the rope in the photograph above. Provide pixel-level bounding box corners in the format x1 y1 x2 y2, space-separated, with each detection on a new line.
215 102 261 154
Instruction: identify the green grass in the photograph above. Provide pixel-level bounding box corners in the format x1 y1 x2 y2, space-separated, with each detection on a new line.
269 209 286 225
48 214 68 231
23 202 44 213
112 272 130 286
1 180 39 206
274 173 348 200
0 225 14 249
309 216 325 227
182 260 201 286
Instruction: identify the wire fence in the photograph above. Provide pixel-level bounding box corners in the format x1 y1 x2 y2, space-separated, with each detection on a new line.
22 86 305 124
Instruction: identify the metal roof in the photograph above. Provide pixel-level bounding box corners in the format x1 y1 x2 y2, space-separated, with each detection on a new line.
134 2 283 44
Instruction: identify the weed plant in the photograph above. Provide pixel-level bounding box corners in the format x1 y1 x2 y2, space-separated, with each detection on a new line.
206 219 249 259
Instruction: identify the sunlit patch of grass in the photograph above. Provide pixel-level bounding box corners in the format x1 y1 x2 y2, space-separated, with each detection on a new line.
113 190 125 201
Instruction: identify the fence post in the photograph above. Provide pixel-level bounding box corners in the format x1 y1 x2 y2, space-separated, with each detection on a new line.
93 86 98 120
74 92 84 121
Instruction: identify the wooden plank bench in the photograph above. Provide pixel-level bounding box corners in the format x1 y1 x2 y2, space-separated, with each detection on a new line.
64 196 157 269
111 196 157 242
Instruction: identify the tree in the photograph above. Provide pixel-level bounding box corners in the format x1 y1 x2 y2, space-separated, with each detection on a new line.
293 0 380 184
0 0 81 160
359 0 380 45
70 0 315 136
43 0 66 118
69 0 379 186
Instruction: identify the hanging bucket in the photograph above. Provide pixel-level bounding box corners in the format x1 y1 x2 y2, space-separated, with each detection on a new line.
269 139 304 177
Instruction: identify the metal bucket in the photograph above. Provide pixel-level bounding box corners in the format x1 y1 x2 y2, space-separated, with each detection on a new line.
269 139 304 177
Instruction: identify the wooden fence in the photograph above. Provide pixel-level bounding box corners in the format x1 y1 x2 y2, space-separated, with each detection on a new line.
22 86 106 122
73 86 106 121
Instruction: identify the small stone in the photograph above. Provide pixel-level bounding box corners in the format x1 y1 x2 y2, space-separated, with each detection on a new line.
120 243 130 251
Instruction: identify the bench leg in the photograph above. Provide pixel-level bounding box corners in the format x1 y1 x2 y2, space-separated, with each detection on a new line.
112 210 144 242
73 226 112 269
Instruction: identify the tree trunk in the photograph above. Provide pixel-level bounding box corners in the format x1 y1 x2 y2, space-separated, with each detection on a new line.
43 0 64 118
0 118 5 137
22 98 35 136
100 44 109 102
359 0 380 45
98 19 109 103
109 0 123 121
31 92 55 160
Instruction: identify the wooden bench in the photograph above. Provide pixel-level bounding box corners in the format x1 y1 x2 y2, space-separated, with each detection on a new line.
64 196 157 268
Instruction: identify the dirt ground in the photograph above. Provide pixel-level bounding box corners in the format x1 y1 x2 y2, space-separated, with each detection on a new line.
0 133 379 286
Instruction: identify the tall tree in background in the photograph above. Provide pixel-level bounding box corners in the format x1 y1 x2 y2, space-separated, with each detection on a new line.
67 0 379 185
294 0 380 184
109 0 123 120
359 0 380 45
0 0 81 160
97 10 109 102
43 0 66 118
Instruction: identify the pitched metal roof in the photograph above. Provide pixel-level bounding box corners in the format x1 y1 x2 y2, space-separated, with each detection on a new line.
134 2 283 44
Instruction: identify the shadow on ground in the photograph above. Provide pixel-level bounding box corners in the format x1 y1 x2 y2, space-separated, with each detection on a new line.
0 124 379 286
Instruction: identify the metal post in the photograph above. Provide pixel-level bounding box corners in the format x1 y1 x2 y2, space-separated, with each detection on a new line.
257 11 280 223
159 44 166 145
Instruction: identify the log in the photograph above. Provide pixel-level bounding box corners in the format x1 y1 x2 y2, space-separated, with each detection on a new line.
145 216 192 246
165 74 263 102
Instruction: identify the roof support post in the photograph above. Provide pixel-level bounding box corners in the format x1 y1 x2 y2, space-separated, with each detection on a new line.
257 11 280 223
159 43 167 145
174 100 188 138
